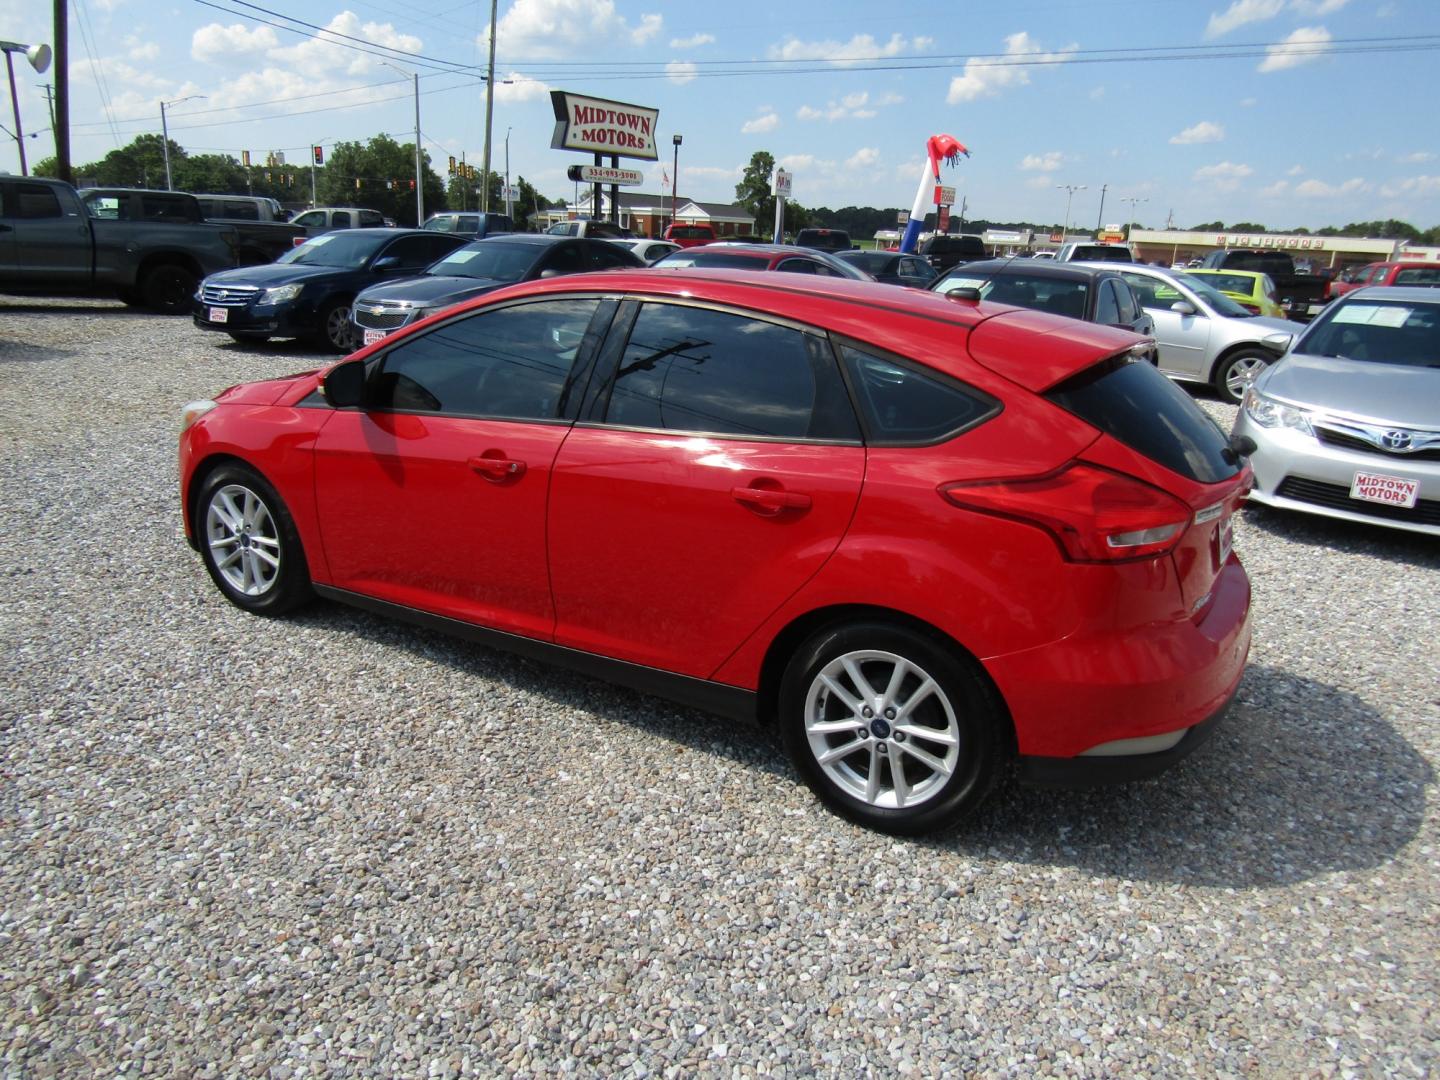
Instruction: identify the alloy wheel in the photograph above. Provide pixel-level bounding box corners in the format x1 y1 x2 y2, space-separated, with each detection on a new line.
205 483 281 596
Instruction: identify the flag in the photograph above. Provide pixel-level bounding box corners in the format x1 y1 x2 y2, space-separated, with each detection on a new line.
663 169 670 188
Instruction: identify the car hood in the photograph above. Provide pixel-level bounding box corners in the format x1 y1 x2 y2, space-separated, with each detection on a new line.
1257 352 1440 428
205 263 349 287
357 275 508 307
215 369 321 406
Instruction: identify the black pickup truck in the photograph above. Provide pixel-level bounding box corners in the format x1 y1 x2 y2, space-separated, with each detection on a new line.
83 187 304 266
0 177 238 313
1198 248 1329 321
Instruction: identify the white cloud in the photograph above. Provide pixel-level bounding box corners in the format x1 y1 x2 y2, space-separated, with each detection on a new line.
666 60 697 84
1020 151 1064 172
1379 175 1440 197
495 72 550 104
741 111 779 134
770 32 918 66
1089 85 1106 100
271 13 422 77
1293 177 1369 197
1025 175 1054 189
631 14 662 44
1260 180 1290 197
845 147 881 170
1398 151 1436 163
1206 0 1347 37
670 32 714 48
1206 0 1286 37
191 22 279 63
1287 164 1305 175
1239 96 1258 107
1194 161 1254 192
491 0 663 59
946 32 1078 104
796 90 894 122
1258 26 1333 72
1170 120 1225 145
778 154 815 171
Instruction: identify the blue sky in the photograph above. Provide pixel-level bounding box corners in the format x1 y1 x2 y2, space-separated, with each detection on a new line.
2 0 1438 229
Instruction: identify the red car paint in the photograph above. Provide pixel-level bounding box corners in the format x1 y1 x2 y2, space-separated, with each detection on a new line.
181 270 1250 775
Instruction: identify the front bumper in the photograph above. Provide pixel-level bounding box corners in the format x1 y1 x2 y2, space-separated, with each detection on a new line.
192 298 315 339
1233 410 1440 537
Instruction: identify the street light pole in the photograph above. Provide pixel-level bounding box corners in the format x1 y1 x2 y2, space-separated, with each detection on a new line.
481 0 497 213
380 62 423 225
160 94 204 191
504 126 512 220
1121 196 1149 243
671 133 682 231
1056 183 1086 247
1 40 51 176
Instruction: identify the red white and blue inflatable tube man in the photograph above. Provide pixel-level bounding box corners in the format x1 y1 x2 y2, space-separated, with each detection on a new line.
899 134 970 254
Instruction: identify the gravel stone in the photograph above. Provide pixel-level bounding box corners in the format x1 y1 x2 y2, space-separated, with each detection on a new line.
1 298 1437 1077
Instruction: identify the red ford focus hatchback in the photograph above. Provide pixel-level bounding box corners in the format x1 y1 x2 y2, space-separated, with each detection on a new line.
179 270 1253 834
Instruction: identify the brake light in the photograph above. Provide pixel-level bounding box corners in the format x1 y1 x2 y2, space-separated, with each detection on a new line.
939 463 1193 562
1239 302 1261 314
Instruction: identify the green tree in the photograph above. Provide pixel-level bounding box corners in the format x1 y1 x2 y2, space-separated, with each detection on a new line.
316 135 445 226
1190 220 1226 231
735 151 776 232
1229 221 1267 233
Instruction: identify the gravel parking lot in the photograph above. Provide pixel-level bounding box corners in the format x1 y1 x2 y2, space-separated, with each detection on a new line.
2 297 1436 1078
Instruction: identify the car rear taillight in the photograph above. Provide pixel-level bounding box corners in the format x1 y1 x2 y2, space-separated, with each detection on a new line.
1239 302 1261 314
939 463 1193 563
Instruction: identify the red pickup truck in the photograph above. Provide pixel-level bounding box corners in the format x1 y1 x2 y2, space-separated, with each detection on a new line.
663 223 717 248
1327 260 1440 300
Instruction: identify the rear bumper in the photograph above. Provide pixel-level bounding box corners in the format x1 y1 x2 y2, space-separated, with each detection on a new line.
1015 690 1233 787
983 556 1252 766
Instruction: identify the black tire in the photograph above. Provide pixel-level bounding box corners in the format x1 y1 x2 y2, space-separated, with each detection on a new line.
1212 349 1271 405
226 332 272 345
140 262 199 315
195 464 312 616
117 288 146 307
778 621 1005 835
314 298 356 353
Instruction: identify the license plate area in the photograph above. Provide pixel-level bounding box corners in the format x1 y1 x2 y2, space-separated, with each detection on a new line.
363 328 387 346
1215 511 1233 566
208 306 229 323
1350 471 1418 509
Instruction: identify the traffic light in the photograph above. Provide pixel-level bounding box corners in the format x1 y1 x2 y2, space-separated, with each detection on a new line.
409 179 416 191
312 145 323 166
448 155 456 175
241 150 251 168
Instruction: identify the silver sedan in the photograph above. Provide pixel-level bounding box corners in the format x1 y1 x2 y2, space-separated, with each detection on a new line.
1230 286 1440 537
1079 262 1297 403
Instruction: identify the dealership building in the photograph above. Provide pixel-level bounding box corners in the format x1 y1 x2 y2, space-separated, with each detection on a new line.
1128 228 1440 270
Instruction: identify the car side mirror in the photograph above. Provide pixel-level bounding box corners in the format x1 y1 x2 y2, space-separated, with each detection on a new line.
538 269 563 279
372 256 402 271
322 359 366 407
1170 300 1197 316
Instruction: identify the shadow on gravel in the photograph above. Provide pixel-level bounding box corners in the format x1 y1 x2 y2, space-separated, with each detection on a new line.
211 337 332 359
0 301 149 316
935 662 1434 888
0 342 81 363
281 601 1430 889
1241 503 1440 568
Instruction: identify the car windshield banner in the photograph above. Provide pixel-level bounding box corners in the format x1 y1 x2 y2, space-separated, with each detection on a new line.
550 91 660 161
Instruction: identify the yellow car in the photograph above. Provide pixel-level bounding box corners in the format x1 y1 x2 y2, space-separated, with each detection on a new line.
1186 269 1286 319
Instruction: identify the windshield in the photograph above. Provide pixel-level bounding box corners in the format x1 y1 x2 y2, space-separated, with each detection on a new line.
424 216 476 233
1174 273 1254 317
1297 299 1440 367
937 271 1089 317
1193 272 1256 295
655 251 767 270
425 243 540 281
278 231 388 268
845 253 895 273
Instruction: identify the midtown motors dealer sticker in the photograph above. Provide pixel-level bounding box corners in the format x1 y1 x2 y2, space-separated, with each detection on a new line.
1350 471 1419 508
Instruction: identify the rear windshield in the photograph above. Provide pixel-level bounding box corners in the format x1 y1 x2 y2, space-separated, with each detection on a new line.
796 230 851 249
668 226 713 239
1072 245 1132 262
1046 356 1240 484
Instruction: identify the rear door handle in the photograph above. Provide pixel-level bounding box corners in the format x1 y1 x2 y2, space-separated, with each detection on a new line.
468 455 526 482
731 485 811 514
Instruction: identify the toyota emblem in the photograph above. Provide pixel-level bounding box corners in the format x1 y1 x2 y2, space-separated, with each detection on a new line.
1380 430 1413 451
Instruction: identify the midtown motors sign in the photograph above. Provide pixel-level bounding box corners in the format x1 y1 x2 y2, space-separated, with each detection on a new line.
550 91 660 161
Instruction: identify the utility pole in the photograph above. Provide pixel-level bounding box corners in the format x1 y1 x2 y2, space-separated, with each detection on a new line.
40 81 54 132
54 0 70 183
481 0 496 213
1095 183 1108 232
504 126 512 220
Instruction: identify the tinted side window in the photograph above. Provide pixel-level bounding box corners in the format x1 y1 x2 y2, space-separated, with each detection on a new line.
359 211 385 227
139 195 198 221
543 244 586 274
370 299 601 419
602 304 859 441
585 242 636 270
421 235 463 262
1114 281 1140 324
776 258 819 275
332 211 353 228
839 345 995 445
1095 280 1121 324
380 235 441 267
293 211 324 228
1395 267 1440 285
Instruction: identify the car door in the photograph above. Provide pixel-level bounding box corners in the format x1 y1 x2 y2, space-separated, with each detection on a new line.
2 181 94 286
1119 270 1211 380
547 299 865 678
312 297 612 638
